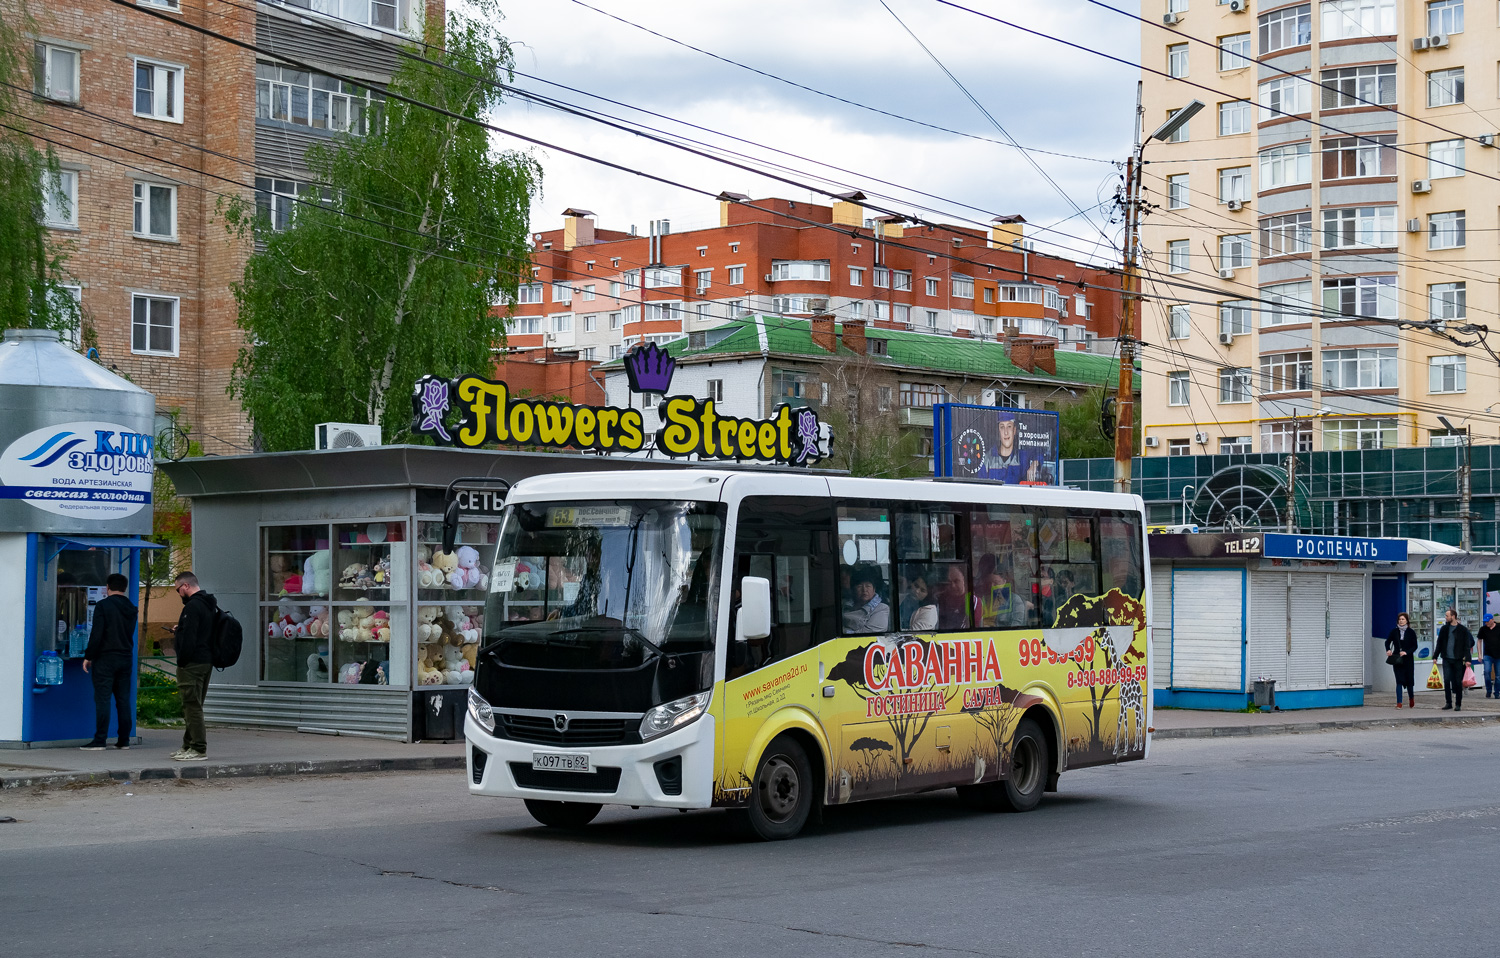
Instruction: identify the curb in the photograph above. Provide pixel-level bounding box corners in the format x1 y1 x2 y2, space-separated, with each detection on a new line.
1 755 465 791
1154 713 1500 740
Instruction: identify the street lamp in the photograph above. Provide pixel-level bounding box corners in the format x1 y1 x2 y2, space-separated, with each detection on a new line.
1114 96 1207 494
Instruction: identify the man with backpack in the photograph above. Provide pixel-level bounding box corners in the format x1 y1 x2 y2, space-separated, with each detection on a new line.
171 571 218 761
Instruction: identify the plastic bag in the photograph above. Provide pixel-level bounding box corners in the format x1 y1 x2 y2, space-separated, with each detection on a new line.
1462 663 1479 689
1427 662 1445 690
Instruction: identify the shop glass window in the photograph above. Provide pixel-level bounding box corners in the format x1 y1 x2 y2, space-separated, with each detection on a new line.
415 517 498 684
262 524 333 683
726 497 835 679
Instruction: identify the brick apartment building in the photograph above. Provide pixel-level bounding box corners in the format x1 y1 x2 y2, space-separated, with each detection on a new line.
23 0 442 453
506 196 1126 365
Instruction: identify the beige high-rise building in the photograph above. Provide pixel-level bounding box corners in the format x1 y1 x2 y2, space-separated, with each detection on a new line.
1140 0 1496 457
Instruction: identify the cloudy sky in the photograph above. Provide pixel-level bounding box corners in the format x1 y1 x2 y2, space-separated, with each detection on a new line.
485 0 1144 265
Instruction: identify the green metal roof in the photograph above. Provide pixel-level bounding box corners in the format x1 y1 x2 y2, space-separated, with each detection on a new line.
603 317 1138 390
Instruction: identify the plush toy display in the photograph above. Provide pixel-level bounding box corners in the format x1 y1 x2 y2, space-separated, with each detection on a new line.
337 662 363 684
441 644 472 685
417 546 444 589
304 548 332 597
271 603 307 639
371 609 390 643
281 573 303 596
269 555 290 594
340 562 375 590
373 554 391 587
306 605 331 638
449 546 486 591
306 648 329 683
416 645 443 685
416 606 441 642
461 642 477 672
430 550 458 588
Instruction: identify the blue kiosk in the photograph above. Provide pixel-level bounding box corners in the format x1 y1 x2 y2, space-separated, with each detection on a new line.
0 329 160 748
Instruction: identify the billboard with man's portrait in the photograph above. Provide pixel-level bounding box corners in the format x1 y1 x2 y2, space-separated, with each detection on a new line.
933 404 1061 486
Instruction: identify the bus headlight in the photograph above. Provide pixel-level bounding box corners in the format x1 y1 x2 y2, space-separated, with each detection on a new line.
467 687 495 735
639 691 712 741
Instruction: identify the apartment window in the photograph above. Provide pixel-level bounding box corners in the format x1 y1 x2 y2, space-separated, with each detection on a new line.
552 314 572 333
1429 211 1466 250
255 63 380 134
52 285 83 348
1259 142 1312 188
1164 107 1190 142
1168 371 1191 406
1322 347 1397 389
550 282 571 305
1323 275 1396 319
895 304 911 324
699 379 722 403
516 283 543 305
1427 0 1464 35
1320 64 1396 109
132 182 176 239
646 302 679 321
876 386 892 411
1430 282 1466 321
1428 139 1465 179
1219 300 1253 336
1169 304 1191 340
1219 233 1252 268
1324 418 1396 450
1263 420 1314 453
999 284 1045 304
1167 44 1189 79
1219 367 1252 404
1169 439 1192 456
849 267 864 287
770 260 829 282
1168 0 1189 12
513 316 541 335
1320 0 1396 39
772 368 811 405
695 269 712 293
1261 351 1313 393
848 302 865 320
645 267 682 288
924 277 939 297
1430 429 1468 447
951 275 974 298
1259 76 1311 121
982 287 995 304
1218 100 1252 136
1259 5 1312 53
41 170 77 229
924 309 939 329
608 311 622 330
579 347 596 361
34 42 80 103
1219 33 1252 71
1167 240 1190 273
1322 206 1397 250
1323 135 1396 179
900 382 945 408
609 345 622 360
726 266 744 286
1429 354 1466 393
1220 437 1252 455
729 243 740 253
1428 68 1464 107
1261 281 1313 326
608 281 621 298
1219 166 1251 203
583 313 597 332
1261 212 1312 256
582 284 596 301
134 59 184 122
131 294 178 355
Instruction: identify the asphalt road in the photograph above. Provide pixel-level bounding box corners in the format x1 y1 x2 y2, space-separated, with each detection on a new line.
3 726 1498 958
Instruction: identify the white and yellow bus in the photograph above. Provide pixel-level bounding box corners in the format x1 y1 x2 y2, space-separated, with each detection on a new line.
463 469 1151 840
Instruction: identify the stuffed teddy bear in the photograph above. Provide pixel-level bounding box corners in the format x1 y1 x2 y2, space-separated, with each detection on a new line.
269 555 290 594
436 610 463 648
306 648 329 683
338 662 363 684
307 605 331 638
441 644 472 685
416 606 440 642
444 605 479 643
416 645 443 685
304 548 331 597
417 545 444 589
461 641 478 672
276 603 307 639
373 554 391 587
449 546 485 590
370 609 390 643
430 550 458 589
339 562 368 589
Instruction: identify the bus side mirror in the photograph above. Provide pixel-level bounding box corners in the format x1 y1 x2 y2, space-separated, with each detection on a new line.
441 497 461 555
736 577 772 642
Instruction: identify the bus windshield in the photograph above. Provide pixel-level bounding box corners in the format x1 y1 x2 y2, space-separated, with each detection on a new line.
483 499 725 669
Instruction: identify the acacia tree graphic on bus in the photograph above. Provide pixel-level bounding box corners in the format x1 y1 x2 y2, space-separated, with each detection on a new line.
828 639 958 781
1051 591 1147 757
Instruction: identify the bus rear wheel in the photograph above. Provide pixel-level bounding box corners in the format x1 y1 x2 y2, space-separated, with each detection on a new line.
745 734 814 841
956 718 1048 813
524 799 602 828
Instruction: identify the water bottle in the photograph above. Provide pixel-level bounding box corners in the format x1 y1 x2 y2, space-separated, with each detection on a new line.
35 650 63 686
69 625 89 659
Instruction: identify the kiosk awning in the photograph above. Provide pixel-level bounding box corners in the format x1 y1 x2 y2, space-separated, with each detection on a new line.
43 535 165 577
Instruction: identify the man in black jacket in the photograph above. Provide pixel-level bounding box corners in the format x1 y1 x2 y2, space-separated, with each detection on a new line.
1435 607 1476 711
171 571 218 761
80 574 137 750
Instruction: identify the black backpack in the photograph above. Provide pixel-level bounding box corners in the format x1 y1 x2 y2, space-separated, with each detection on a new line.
210 608 244 670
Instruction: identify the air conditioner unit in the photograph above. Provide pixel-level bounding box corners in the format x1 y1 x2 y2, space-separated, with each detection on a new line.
1226 199 1244 212
1480 134 1496 148
1407 218 1423 233
764 273 774 283
1429 34 1449 49
1228 0 1247 11
1219 267 1237 279
1412 179 1432 194
315 422 381 450
1144 436 1161 448
1193 431 1209 445
952 237 963 248
1162 13 1180 26
1218 331 1234 345
1412 37 1430 52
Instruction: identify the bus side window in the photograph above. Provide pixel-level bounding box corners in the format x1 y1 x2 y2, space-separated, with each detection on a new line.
893 503 966 633
1100 511 1143 600
729 497 836 677
1055 513 1101 624
971 506 1037 629
837 503 893 636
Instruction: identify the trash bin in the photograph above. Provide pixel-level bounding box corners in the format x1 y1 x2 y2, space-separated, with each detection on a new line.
415 689 467 741
1253 679 1277 711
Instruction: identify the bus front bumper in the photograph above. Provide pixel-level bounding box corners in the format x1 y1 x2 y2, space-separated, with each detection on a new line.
465 712 717 809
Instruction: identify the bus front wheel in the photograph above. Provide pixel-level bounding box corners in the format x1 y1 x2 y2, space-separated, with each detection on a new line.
746 734 814 841
524 799 602 828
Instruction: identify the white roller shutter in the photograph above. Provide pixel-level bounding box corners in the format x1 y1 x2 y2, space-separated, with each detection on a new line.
1326 574 1367 687
1248 571 1289 687
1151 561 1172 689
1170 569 1244 690
1287 574 1329 690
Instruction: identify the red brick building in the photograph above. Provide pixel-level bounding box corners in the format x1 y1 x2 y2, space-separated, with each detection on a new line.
507 195 1125 365
23 0 443 453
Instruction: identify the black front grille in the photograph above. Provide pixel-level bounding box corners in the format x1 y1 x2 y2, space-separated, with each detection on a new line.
498 713 635 747
509 763 622 794
471 747 488 785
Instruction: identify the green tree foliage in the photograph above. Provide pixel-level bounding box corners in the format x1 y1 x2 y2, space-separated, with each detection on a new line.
818 352 927 478
0 1 81 336
227 3 539 450
1059 387 1141 461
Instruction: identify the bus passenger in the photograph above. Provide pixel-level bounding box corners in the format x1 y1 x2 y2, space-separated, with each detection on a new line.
937 564 975 631
843 566 891 634
900 568 938 632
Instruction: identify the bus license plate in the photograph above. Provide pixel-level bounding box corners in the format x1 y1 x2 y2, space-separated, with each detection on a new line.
532 751 591 773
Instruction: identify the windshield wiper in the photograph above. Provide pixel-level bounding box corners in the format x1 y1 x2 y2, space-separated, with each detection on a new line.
478 623 665 659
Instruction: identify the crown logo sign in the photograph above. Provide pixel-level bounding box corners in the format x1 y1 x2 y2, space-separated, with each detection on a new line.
624 342 677 394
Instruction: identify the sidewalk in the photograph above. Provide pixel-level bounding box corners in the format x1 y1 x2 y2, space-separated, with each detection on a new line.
0 726 465 790
1153 691 1500 739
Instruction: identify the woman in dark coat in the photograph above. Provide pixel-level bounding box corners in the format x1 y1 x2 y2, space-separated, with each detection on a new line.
1386 612 1419 708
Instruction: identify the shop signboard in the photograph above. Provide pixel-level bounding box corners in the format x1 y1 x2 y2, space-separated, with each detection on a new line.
933 403 1060 485
1261 533 1407 562
411 343 832 465
0 421 153 521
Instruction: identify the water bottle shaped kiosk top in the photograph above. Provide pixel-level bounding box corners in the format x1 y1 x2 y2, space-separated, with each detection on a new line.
35 650 62 686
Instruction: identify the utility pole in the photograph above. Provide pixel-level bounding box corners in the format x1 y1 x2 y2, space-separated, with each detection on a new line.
1114 83 1145 495
1437 415 1472 551
1284 412 1298 533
